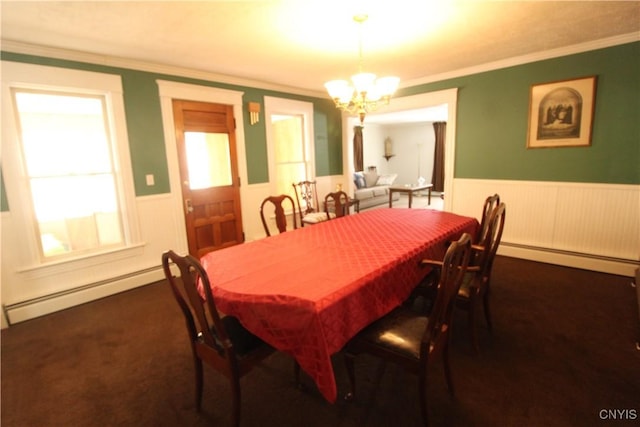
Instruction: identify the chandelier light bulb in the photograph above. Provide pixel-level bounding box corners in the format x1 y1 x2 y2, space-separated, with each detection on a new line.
376 76 400 97
351 72 376 94
324 15 400 124
324 80 352 103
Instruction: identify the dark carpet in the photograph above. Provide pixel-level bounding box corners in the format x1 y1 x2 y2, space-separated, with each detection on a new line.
2 256 639 426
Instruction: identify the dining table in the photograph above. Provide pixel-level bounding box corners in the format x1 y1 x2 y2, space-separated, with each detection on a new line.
199 208 478 403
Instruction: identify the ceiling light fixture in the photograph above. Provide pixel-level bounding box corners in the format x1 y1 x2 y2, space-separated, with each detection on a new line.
324 14 400 125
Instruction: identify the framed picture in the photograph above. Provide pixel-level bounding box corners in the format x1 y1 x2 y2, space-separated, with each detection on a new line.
527 76 597 148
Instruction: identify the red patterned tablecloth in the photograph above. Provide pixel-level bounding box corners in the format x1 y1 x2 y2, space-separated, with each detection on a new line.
200 208 478 403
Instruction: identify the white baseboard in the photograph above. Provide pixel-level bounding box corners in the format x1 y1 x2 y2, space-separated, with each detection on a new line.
499 243 639 277
3 267 165 326
3 246 635 328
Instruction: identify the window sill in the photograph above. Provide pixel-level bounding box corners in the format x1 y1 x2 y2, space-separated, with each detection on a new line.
16 243 147 279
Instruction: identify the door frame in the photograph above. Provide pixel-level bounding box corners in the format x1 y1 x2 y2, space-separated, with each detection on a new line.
343 88 459 211
158 80 247 254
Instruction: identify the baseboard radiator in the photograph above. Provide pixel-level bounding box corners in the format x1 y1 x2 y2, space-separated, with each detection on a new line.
3 266 165 326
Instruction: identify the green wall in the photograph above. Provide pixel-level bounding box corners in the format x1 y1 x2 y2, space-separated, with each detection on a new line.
0 52 342 200
1 41 638 213
401 41 639 184
0 166 8 212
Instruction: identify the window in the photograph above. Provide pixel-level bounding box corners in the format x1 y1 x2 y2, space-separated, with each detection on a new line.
13 90 124 258
265 97 314 201
184 131 232 189
1 61 139 265
272 114 308 197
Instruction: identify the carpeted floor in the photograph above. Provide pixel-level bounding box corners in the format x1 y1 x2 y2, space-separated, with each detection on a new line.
2 256 639 426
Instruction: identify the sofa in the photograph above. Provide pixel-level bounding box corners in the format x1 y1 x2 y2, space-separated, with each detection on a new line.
353 171 400 210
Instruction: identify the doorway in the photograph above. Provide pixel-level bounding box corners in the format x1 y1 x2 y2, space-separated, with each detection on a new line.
158 81 248 256
172 99 243 257
344 89 458 211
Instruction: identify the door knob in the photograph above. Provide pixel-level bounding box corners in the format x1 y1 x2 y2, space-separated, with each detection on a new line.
185 198 194 213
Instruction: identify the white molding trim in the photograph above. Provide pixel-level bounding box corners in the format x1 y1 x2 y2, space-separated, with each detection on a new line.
1 40 322 98
3 32 638 96
4 267 165 325
499 244 639 278
1 60 142 269
401 32 640 88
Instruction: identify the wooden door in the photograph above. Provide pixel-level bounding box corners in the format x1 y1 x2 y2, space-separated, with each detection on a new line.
172 99 243 257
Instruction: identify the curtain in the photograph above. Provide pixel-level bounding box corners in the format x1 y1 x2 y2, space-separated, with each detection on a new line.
431 122 446 192
353 126 363 172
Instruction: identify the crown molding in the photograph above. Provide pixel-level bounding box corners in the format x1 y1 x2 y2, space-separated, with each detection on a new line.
2 32 638 96
400 32 640 89
0 39 326 99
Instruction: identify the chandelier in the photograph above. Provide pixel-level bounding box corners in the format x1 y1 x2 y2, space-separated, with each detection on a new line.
324 14 400 125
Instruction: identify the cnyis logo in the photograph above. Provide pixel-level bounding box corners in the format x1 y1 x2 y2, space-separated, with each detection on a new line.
599 409 638 420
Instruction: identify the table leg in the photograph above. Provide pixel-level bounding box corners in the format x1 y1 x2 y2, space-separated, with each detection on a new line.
408 191 413 208
389 190 394 208
427 187 432 205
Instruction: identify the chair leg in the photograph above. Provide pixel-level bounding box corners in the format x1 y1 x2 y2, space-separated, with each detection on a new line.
343 352 356 401
230 377 242 427
468 298 480 354
194 357 204 411
483 291 493 331
418 369 430 427
294 361 305 390
442 341 455 397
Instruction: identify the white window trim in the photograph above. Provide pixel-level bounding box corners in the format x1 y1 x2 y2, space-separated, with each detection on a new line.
1 61 141 270
264 96 315 195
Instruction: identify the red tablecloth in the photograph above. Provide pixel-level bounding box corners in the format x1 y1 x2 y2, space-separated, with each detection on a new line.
200 208 478 402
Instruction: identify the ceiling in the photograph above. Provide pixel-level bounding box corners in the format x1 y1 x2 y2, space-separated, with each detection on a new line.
2 1 639 123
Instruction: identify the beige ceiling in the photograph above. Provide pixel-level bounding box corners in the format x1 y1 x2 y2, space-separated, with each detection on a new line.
1 0 639 100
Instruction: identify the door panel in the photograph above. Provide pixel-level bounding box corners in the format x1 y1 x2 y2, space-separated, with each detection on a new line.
173 100 243 257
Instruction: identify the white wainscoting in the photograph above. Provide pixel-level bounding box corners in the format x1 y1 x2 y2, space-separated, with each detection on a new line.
452 179 640 276
2 194 184 325
4 177 636 327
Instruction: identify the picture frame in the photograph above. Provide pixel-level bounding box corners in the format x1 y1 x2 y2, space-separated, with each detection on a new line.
527 76 597 148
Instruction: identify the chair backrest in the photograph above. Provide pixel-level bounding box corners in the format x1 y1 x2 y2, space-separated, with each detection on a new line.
423 233 473 355
475 202 506 284
161 250 235 359
260 194 298 236
292 180 320 224
477 194 500 243
324 191 350 219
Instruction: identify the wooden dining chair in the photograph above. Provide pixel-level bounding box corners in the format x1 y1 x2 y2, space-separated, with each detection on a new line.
456 202 506 352
162 250 274 427
292 180 335 226
343 233 472 427
408 194 500 309
411 202 506 353
260 194 298 236
323 190 351 219
477 194 500 243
